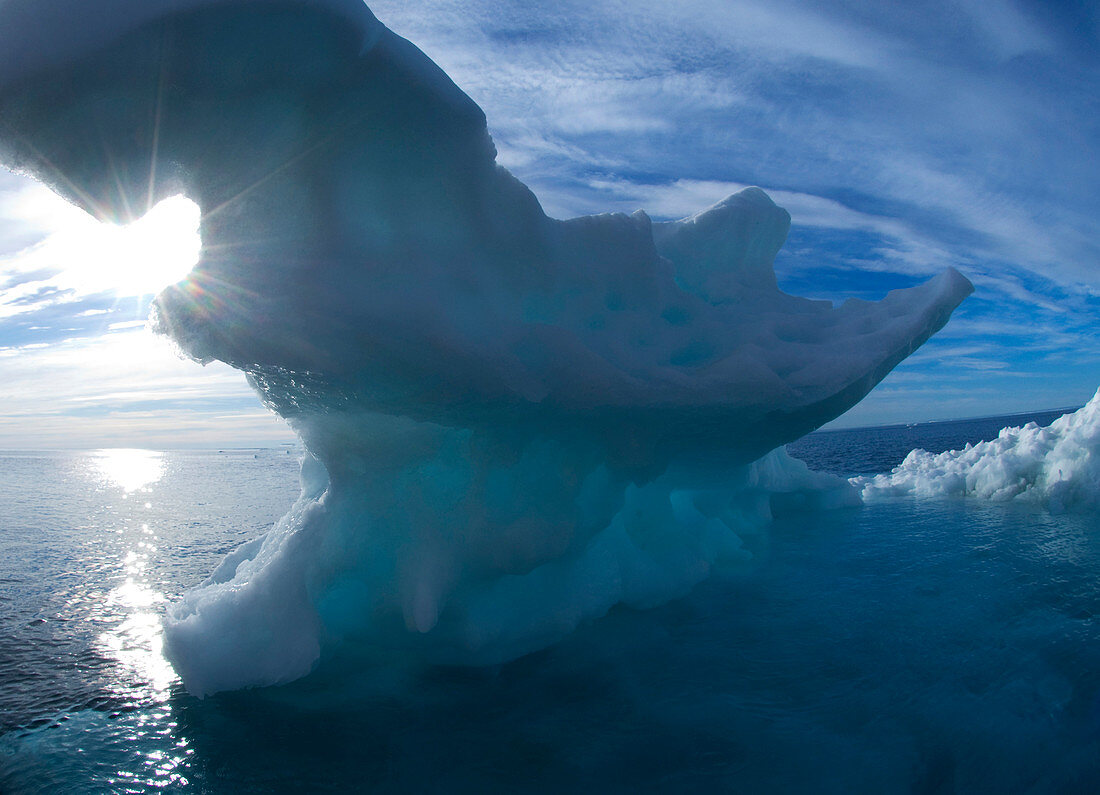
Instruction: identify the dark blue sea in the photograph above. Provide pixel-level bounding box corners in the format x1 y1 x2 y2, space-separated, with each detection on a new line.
2 408 1098 793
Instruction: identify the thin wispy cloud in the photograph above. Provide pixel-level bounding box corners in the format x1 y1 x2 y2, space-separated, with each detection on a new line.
364 1 1096 296
0 327 294 448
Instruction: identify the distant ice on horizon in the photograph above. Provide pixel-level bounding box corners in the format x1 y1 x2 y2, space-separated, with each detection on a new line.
856 388 1100 512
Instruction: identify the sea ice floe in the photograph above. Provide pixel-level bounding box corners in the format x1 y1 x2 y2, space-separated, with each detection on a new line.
855 388 1100 512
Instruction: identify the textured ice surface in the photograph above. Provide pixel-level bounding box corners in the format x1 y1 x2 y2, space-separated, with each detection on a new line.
166 446 860 694
856 388 1100 511
0 0 971 694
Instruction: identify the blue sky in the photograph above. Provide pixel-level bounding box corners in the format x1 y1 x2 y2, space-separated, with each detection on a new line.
0 0 1097 447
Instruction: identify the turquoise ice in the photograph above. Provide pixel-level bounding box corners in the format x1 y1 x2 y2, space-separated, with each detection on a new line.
0 0 972 694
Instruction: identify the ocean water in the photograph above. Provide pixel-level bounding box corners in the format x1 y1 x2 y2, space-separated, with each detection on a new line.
1 411 1098 793
786 408 1077 476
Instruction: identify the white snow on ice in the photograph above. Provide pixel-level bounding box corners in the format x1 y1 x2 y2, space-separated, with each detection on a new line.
855 389 1100 512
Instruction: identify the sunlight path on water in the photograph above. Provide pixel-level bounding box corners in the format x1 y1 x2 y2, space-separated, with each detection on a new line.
87 450 193 790
0 450 305 793
91 449 166 494
36 450 194 791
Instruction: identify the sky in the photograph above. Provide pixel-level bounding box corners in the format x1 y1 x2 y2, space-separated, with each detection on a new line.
0 0 1098 448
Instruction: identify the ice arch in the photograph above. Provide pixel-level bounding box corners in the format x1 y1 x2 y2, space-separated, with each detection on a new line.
0 0 971 694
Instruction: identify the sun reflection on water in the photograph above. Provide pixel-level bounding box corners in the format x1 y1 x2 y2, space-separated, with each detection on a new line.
91 448 165 493
102 562 175 696
83 449 193 788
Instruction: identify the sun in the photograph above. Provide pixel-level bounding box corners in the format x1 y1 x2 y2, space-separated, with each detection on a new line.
80 196 202 297
20 189 202 298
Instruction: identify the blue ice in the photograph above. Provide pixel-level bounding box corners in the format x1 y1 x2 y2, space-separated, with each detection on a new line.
0 0 972 694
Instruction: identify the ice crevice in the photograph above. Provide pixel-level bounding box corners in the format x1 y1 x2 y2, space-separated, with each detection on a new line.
0 0 972 695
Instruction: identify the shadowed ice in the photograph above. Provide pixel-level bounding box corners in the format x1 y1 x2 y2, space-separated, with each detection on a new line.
0 0 972 694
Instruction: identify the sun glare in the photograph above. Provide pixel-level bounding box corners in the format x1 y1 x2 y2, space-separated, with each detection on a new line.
88 196 202 296
92 448 166 493
26 191 202 298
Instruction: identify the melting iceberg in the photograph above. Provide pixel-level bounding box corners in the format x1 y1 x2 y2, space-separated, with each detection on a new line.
856 389 1100 512
0 0 971 695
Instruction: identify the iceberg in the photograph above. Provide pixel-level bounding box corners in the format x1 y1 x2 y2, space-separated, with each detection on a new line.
855 389 1100 512
0 0 971 694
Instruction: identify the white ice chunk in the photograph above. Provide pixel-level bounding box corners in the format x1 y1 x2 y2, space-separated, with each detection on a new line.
855 388 1100 512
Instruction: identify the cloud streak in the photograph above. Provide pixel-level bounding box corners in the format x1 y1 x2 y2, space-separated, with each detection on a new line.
0 327 293 448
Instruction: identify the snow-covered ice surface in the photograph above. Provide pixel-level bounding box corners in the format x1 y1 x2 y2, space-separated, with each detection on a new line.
0 0 971 694
856 387 1100 512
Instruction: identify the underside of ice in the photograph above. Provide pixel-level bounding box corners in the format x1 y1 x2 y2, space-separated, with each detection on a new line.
166 445 860 693
855 389 1100 512
0 0 971 695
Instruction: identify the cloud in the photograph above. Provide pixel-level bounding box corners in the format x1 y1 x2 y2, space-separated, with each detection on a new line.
0 328 294 448
956 0 1051 59
366 1 1099 313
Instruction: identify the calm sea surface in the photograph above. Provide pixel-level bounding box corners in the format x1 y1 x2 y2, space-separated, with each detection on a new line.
1 409 1097 793
787 408 1077 476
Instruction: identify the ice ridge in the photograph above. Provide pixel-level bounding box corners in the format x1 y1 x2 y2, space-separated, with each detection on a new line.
855 389 1100 512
